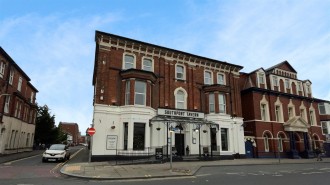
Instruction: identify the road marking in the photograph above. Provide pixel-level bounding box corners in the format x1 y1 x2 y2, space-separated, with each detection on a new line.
302 172 324 175
49 147 85 177
196 174 211 177
69 147 84 159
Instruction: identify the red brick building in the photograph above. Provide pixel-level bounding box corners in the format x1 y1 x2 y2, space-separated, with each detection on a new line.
0 47 38 154
92 31 245 161
58 122 80 145
240 61 326 158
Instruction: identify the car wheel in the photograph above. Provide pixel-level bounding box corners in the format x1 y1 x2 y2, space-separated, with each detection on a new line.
42 158 46 163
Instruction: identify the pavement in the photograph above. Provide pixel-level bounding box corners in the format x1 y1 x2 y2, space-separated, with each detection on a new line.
1 149 329 180
0 149 44 164
59 157 329 180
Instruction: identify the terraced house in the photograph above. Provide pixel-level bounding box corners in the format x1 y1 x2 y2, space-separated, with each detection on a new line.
92 31 245 161
0 47 38 155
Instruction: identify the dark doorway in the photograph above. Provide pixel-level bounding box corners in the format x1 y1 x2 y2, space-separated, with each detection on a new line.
245 140 254 158
175 133 184 156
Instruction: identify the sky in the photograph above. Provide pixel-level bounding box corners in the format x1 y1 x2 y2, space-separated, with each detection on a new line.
1 0 330 134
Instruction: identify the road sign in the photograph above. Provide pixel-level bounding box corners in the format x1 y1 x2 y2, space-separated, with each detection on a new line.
87 127 96 136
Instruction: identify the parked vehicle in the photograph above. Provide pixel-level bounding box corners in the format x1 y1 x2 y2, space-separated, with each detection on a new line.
42 144 70 162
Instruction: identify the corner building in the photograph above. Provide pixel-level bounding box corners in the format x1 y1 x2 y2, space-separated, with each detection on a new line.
92 31 244 161
240 61 326 158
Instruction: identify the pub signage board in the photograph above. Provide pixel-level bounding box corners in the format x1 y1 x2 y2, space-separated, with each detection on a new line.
158 108 204 119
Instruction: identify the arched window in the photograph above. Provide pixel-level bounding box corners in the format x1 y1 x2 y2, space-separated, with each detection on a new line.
123 53 135 69
176 90 185 109
204 70 212 85
278 135 283 152
174 88 187 109
263 133 270 152
142 57 153 72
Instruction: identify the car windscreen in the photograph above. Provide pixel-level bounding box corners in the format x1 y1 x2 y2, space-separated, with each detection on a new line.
49 145 65 150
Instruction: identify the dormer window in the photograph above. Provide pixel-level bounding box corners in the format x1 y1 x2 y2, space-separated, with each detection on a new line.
273 76 278 86
123 54 135 70
298 82 302 91
176 64 185 80
285 79 290 89
258 73 265 84
306 84 311 94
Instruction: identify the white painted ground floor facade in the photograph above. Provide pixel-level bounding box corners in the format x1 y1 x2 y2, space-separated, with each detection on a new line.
91 104 245 161
0 116 35 154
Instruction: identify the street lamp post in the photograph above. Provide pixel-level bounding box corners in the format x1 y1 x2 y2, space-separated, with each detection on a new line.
169 126 174 171
198 125 201 157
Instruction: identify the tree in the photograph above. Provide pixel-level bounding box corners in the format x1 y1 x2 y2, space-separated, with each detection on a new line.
34 105 61 146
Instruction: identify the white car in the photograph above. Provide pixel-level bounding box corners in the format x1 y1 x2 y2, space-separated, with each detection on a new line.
42 144 70 162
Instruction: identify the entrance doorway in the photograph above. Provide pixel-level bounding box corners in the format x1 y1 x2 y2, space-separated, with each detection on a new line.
175 133 184 156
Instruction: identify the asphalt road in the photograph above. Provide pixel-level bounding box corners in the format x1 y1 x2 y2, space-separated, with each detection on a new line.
1 146 329 185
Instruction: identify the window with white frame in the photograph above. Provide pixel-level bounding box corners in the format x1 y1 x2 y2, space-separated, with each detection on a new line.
134 81 146 105
30 92 34 103
204 71 212 85
306 84 311 94
273 76 278 86
319 103 326 114
4 96 10 113
309 110 316 126
17 102 22 118
217 73 225 85
125 81 130 105
9 69 14 85
278 135 283 152
142 58 153 72
258 73 265 84
209 93 215 113
298 82 302 92
264 134 270 152
288 107 294 118
14 102 19 117
285 79 290 89
321 122 328 134
176 90 185 109
176 65 185 80
17 77 22 92
0 61 5 78
219 93 226 114
261 104 267 121
300 108 306 120
123 54 135 69
275 105 281 122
